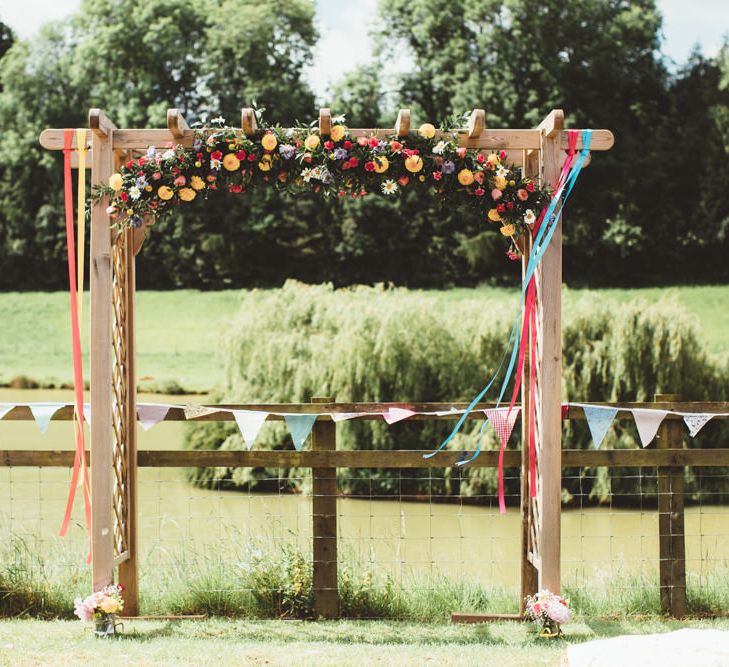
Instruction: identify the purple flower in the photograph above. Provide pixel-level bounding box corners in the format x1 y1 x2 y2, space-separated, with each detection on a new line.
193 139 203 152
373 140 388 154
333 148 349 160
130 215 143 228
135 176 148 189
279 144 296 160
441 160 455 175
146 146 156 159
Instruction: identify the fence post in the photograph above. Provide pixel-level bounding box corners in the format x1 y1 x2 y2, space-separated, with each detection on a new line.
311 397 338 618
655 393 687 617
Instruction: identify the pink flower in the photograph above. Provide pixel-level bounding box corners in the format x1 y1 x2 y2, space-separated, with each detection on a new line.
174 175 186 187
491 188 503 200
506 249 521 261
474 187 485 196
368 136 379 148
499 150 507 160
364 161 376 172
432 171 442 181
324 140 334 150
152 172 162 181
517 188 529 201
476 153 485 163
456 147 467 159
357 137 368 147
74 597 94 621
526 182 535 192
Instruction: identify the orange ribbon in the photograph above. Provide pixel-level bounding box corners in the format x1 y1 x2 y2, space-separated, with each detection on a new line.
60 129 92 564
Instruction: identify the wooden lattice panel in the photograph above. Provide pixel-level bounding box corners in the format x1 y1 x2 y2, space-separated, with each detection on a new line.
111 233 130 559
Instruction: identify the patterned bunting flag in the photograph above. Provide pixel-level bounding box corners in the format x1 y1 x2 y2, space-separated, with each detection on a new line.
484 408 520 448
582 405 618 449
683 413 714 438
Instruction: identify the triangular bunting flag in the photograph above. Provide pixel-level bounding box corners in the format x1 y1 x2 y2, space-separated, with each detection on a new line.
683 413 714 438
84 403 91 425
30 403 64 434
383 408 416 424
137 404 170 431
484 408 520 448
183 405 221 420
561 404 570 420
582 405 618 449
0 404 14 421
330 412 361 423
284 414 318 451
233 410 268 450
632 408 668 447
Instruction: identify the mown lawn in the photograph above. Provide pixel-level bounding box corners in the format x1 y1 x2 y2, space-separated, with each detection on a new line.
2 617 729 667
0 285 726 393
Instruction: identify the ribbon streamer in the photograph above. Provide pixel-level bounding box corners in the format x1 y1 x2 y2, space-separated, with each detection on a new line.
59 129 92 564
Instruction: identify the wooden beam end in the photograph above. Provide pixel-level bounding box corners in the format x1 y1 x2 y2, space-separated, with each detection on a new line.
395 109 411 136
319 108 332 135
241 108 257 136
89 109 115 137
467 109 486 138
166 108 190 138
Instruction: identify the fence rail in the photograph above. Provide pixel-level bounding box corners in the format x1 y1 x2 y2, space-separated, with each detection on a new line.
2 399 728 619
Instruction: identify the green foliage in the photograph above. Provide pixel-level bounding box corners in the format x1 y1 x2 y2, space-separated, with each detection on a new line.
185 282 729 502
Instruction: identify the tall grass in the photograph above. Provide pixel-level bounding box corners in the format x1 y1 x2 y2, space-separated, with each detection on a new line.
185 282 729 502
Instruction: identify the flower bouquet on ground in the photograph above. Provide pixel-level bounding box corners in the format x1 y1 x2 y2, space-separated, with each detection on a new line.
524 590 571 638
74 584 125 637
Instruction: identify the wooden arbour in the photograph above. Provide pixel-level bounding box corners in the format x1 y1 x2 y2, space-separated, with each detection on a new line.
40 108 614 616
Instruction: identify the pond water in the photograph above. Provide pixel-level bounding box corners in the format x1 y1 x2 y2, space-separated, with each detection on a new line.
2 389 728 590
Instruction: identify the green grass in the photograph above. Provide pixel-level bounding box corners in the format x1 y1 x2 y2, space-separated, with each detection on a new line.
2 617 729 666
0 285 726 393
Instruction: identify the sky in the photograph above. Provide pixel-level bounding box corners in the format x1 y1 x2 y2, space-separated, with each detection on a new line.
1 0 727 101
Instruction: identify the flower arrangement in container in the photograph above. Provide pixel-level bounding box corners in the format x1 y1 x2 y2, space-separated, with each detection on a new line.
74 583 125 637
524 590 571 638
93 112 550 259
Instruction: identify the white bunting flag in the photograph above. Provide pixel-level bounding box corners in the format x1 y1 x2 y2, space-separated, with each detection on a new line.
632 408 668 447
137 404 170 431
30 403 64 434
233 410 268 450
383 408 416 424
683 413 714 438
330 412 361 423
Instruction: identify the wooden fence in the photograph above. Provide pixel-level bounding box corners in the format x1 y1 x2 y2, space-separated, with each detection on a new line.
2 398 728 619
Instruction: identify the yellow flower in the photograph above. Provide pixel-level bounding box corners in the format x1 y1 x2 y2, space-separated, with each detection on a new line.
457 169 474 186
261 132 278 151
487 153 500 165
157 186 174 201
258 155 272 172
494 176 507 190
178 187 196 202
500 224 516 236
419 175 426 182
98 597 119 614
487 208 502 222
509 179 516 186
304 134 320 151
374 156 389 173
418 123 436 139
108 173 123 191
223 153 241 171
404 155 423 173
144 185 152 192
190 175 205 191
330 125 346 142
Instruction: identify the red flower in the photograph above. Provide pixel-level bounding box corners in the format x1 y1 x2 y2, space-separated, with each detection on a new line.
211 150 222 161
364 161 376 172
118 584 125 591
499 150 507 160
476 153 485 163
506 201 514 210
432 171 442 181
324 140 334 150
348 157 360 168
126 160 134 170
390 140 403 152
341 162 350 170
137 157 146 166
343 140 353 150
398 175 409 187
338 191 346 197
236 150 246 160
474 187 485 196
526 182 535 192
497 203 506 213
247 153 257 162
228 184 244 193
506 249 521 261
120 192 128 202
367 136 379 148
197 152 204 159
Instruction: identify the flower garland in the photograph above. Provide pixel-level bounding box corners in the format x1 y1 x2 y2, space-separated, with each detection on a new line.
94 115 551 252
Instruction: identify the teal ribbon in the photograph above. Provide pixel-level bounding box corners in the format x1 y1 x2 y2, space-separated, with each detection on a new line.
429 130 593 464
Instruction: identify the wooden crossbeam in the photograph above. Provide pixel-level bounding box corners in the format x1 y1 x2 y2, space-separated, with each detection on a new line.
39 127 614 152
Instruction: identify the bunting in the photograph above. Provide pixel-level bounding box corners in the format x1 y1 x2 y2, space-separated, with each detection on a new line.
582 405 619 449
233 410 268 450
284 414 318 451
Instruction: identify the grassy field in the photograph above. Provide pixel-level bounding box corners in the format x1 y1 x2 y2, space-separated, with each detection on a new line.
2 617 729 666
0 285 726 393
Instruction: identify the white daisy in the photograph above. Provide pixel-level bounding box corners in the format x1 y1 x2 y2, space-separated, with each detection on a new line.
432 140 447 155
210 158 221 170
524 209 536 225
496 165 509 178
162 149 175 160
301 168 313 182
332 114 346 124
129 186 141 200
381 180 398 195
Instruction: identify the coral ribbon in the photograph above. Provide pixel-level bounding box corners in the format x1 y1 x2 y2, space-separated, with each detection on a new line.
60 129 92 564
